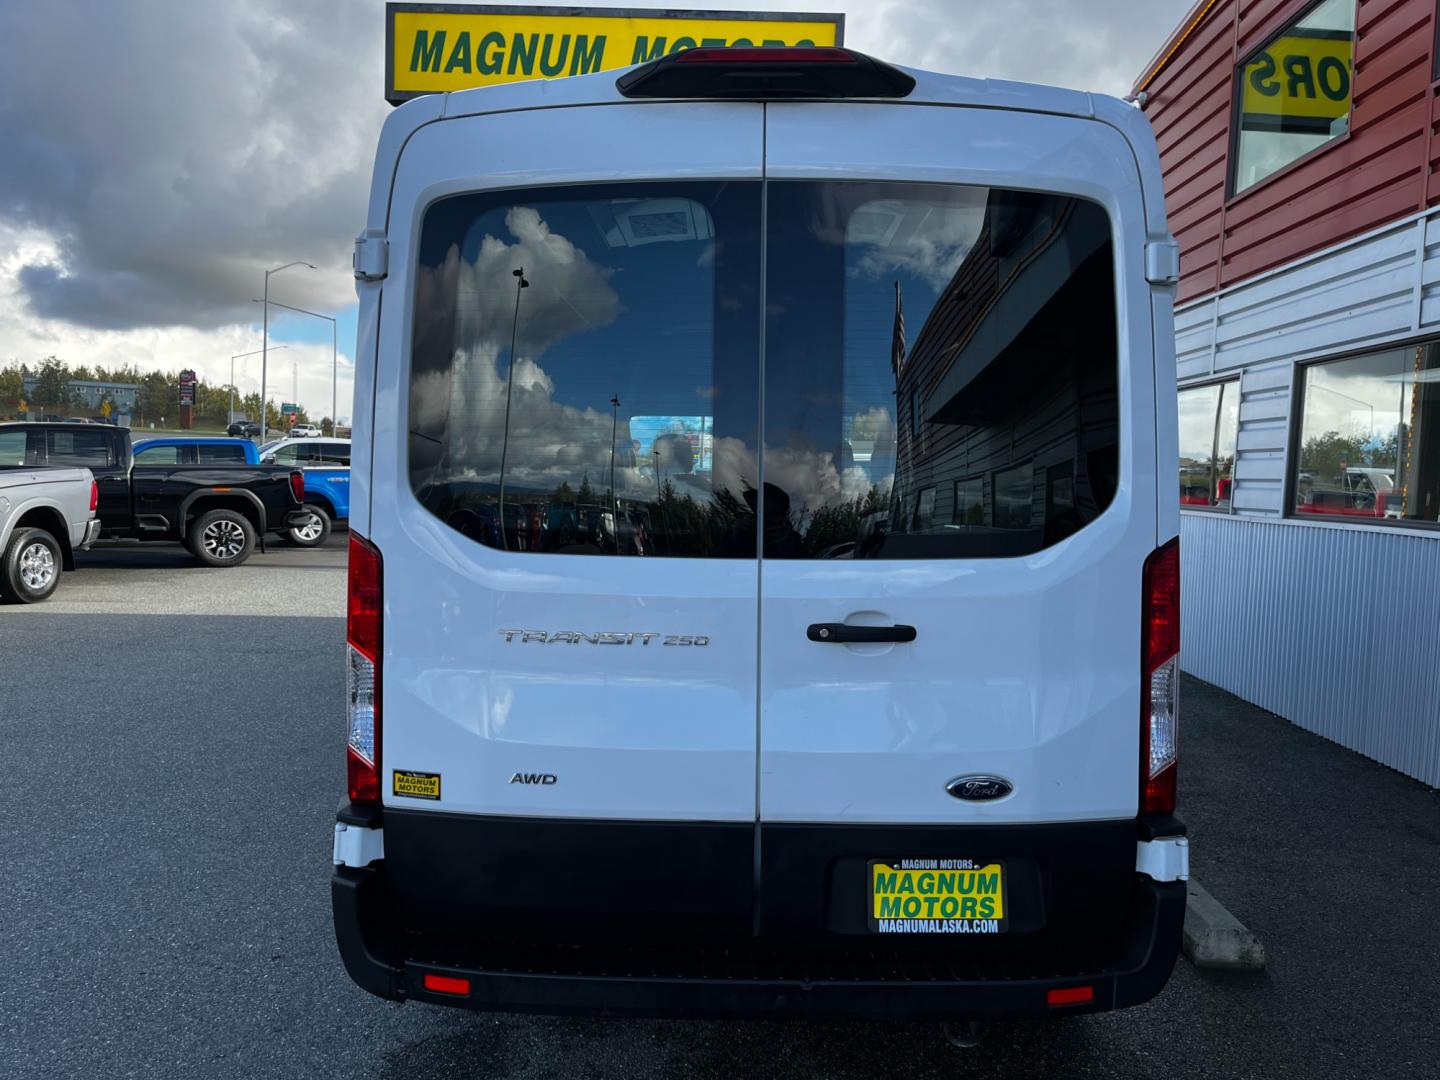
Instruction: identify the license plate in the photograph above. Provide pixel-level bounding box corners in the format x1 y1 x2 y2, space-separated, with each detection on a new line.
868 859 1008 934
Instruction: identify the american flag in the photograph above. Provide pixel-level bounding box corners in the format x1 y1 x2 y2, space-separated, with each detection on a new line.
890 280 906 376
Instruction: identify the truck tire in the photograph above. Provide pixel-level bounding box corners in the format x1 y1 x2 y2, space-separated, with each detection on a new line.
286 504 332 547
0 527 63 603
188 509 256 568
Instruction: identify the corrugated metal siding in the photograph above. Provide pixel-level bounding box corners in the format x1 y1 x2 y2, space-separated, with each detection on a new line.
1181 513 1440 786
1177 205 1440 515
1139 0 1439 305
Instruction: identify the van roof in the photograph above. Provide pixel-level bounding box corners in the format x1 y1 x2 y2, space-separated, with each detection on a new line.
361 58 1165 239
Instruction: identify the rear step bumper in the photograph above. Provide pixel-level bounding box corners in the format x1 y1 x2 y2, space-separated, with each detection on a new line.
332 814 1187 1019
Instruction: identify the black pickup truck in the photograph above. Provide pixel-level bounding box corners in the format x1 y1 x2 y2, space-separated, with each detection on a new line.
0 422 310 567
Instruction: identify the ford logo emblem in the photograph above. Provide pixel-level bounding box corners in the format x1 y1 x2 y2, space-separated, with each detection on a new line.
946 775 1013 801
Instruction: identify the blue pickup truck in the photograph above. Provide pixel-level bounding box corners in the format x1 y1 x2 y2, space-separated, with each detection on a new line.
132 436 260 466
255 436 350 546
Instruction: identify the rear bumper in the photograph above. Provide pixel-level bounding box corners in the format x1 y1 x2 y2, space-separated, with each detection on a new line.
77 518 101 550
281 509 313 529
332 812 1187 1020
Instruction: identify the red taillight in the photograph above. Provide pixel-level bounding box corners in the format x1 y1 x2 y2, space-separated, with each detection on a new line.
675 46 859 64
1141 539 1180 815
423 973 471 996
89 480 98 512
347 533 383 804
290 470 305 503
1047 985 1095 1007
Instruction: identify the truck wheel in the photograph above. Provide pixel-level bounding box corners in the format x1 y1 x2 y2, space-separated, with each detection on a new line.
0 527 62 603
286 504 332 547
189 509 256 567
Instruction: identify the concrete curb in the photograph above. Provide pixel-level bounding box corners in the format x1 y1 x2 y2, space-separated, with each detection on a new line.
1183 879 1266 970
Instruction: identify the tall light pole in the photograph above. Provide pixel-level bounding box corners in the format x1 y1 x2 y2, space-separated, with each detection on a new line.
251 298 337 431
261 261 316 440
609 394 621 514
230 346 286 426
495 267 529 550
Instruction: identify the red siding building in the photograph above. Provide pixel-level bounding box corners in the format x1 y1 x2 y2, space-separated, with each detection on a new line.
1135 0 1440 787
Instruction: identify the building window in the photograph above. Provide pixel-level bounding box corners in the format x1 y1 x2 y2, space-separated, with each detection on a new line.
1231 0 1355 196
992 462 1034 529
953 476 984 525
1293 345 1440 525
1178 380 1240 508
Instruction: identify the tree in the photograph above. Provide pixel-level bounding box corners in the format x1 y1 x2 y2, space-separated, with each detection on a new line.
136 371 171 426
32 357 69 414
320 417 334 436
577 472 595 506
0 364 23 415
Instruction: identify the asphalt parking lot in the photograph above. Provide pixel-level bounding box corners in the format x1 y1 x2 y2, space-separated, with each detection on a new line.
3 537 1438 1080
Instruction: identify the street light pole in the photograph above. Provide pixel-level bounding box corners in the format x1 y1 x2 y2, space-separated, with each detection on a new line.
496 267 529 551
609 394 620 514
261 261 316 441
230 346 286 426
250 298 336 432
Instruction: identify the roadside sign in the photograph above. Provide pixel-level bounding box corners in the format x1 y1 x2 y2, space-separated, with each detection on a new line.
386 3 844 104
281 402 300 417
178 369 197 407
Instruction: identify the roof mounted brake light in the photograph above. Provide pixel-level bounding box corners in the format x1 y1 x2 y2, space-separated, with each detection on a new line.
616 46 916 100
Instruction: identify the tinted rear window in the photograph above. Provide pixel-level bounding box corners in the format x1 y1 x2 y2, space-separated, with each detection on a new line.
197 443 248 464
134 444 181 465
407 182 1117 559
47 428 113 467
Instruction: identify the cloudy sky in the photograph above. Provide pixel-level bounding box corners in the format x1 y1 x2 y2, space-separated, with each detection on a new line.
0 0 1192 424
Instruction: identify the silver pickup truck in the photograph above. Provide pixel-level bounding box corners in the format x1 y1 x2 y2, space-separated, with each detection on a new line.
0 467 101 602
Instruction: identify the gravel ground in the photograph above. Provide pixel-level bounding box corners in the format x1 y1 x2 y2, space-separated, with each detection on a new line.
2 538 1436 1079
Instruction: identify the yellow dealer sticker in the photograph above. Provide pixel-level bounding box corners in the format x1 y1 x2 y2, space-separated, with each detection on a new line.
392 769 441 800
869 859 1007 934
1239 30 1352 133
386 3 844 103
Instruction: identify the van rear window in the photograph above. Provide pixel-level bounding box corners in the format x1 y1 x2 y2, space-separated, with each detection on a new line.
408 182 1117 559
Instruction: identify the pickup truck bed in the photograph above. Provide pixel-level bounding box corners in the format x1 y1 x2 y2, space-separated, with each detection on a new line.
0 466 101 601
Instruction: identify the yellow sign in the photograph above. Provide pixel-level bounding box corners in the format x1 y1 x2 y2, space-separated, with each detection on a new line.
392 769 441 800
386 4 844 103
1240 31 1352 131
870 861 1006 930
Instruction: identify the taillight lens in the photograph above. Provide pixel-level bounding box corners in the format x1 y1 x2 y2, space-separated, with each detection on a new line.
1142 538 1180 814
347 532 382 804
290 470 305 503
89 480 98 512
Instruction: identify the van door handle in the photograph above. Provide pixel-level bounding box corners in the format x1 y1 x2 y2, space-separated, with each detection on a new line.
807 623 917 644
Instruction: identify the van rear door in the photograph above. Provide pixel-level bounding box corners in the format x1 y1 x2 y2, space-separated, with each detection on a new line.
371 103 765 937
755 104 1160 934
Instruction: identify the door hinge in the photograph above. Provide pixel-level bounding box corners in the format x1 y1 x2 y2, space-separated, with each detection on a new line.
333 821 385 867
353 229 388 282
1135 835 1189 882
1145 238 1180 286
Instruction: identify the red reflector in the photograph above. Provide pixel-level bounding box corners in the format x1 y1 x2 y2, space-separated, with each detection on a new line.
290 470 305 503
347 745 380 804
89 480 98 512
1047 985 1094 1007
348 533 383 663
675 46 859 64
1143 538 1180 669
422 973 471 996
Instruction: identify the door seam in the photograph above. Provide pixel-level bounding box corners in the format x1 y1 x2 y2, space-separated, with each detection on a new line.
752 103 768 937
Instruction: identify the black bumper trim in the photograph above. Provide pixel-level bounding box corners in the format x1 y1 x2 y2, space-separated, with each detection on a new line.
332 867 1185 1019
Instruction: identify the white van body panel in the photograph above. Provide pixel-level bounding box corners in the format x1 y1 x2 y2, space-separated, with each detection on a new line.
372 102 765 821
759 103 1157 823
360 77 1173 827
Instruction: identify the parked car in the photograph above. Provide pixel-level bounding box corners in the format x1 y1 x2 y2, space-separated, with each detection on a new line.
331 49 1186 1021
289 423 323 437
0 422 310 567
255 436 349 546
226 419 263 438
0 464 100 602
132 436 260 466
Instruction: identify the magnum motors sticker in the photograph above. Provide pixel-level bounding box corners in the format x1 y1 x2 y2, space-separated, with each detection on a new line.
392 769 441 800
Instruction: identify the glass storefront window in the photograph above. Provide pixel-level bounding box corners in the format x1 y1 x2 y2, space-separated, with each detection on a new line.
1178 380 1240 508
1231 0 1355 196
1294 345 1440 524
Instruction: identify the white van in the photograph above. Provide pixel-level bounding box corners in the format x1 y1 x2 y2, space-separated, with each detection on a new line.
333 47 1187 1020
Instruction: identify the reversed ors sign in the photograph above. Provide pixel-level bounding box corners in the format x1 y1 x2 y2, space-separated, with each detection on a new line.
386 3 844 102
